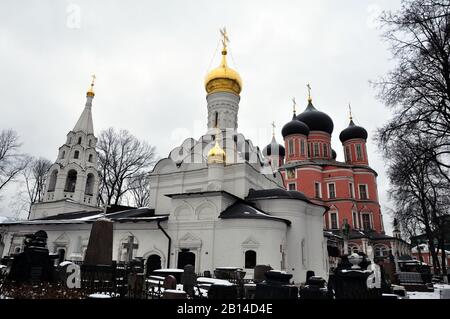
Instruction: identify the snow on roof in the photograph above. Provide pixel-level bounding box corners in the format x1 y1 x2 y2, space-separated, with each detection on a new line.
197 277 234 286
153 268 184 272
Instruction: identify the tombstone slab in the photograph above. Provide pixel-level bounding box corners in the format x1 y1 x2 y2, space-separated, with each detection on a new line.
84 219 113 266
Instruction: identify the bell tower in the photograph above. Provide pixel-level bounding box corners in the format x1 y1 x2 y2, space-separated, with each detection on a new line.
29 76 100 220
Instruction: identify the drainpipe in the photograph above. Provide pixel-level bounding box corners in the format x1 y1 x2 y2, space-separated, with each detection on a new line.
157 219 171 268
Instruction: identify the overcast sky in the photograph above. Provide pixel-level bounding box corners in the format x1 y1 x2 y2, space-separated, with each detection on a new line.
0 0 402 233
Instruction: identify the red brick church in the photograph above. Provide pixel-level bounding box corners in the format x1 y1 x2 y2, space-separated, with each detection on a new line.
263 90 410 265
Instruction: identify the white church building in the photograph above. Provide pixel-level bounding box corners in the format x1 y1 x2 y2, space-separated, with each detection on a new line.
0 33 329 283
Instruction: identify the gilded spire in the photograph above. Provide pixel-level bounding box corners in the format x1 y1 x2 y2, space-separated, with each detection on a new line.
87 74 96 97
205 28 242 95
307 83 312 103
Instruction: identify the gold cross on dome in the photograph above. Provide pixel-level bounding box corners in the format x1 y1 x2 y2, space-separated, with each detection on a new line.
292 97 297 115
307 83 312 102
91 74 96 86
271 121 276 137
220 27 229 51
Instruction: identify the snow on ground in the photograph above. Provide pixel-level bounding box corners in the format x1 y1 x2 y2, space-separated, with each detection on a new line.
407 284 450 299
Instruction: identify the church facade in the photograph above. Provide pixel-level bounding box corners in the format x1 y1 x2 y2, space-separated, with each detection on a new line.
263 92 411 262
0 32 329 283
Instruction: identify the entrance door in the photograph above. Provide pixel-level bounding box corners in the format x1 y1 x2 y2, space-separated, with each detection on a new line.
177 250 195 270
146 254 162 276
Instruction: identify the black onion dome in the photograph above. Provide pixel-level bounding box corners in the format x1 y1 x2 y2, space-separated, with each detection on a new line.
263 136 286 157
339 119 368 143
281 114 310 137
331 149 337 160
296 101 334 134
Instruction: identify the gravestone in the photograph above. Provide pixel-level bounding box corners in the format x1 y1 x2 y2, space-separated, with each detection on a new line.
331 253 373 299
181 264 197 298
208 284 238 299
83 218 113 266
163 275 177 290
253 264 273 283
7 231 56 284
255 270 298 299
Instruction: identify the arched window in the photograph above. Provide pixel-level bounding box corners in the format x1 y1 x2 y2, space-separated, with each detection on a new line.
64 170 77 192
85 173 95 195
348 245 359 255
77 137 82 144
74 150 79 159
67 136 72 144
48 170 58 192
375 246 389 257
57 248 66 264
245 250 257 269
60 151 65 159
88 139 92 147
88 154 93 162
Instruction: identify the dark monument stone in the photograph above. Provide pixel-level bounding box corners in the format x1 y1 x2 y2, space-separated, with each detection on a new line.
84 219 113 266
330 253 373 299
253 264 273 283
181 264 197 297
300 276 329 299
255 270 298 299
163 275 177 290
208 283 238 299
7 231 56 284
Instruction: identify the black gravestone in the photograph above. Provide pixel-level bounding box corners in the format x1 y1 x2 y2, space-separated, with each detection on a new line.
255 271 298 299
8 231 56 284
84 219 113 266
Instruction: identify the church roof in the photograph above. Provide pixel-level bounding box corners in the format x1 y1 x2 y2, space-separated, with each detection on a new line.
245 188 312 203
219 201 291 225
73 104 94 135
0 207 168 226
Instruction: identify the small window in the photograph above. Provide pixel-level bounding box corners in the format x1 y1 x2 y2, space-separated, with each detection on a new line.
328 183 336 199
314 182 321 198
68 137 72 144
77 137 82 144
74 150 80 159
60 150 65 159
88 154 93 162
356 144 363 161
288 183 296 191
330 212 338 229
359 184 368 200
245 250 257 269
307 143 311 157
88 139 92 147
288 139 294 156
349 183 354 198
313 143 319 157
345 146 351 162
362 213 371 230
300 140 305 156
323 144 328 158
352 211 358 229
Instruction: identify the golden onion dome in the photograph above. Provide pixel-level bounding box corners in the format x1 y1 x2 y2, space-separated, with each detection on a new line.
205 29 242 95
207 140 226 164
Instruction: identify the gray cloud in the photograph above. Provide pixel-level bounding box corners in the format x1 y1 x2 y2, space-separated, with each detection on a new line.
0 0 401 234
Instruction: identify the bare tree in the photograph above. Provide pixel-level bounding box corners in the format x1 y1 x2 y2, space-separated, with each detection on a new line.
0 129 28 197
97 128 156 206
374 0 450 183
128 173 152 208
384 134 449 274
22 157 52 216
